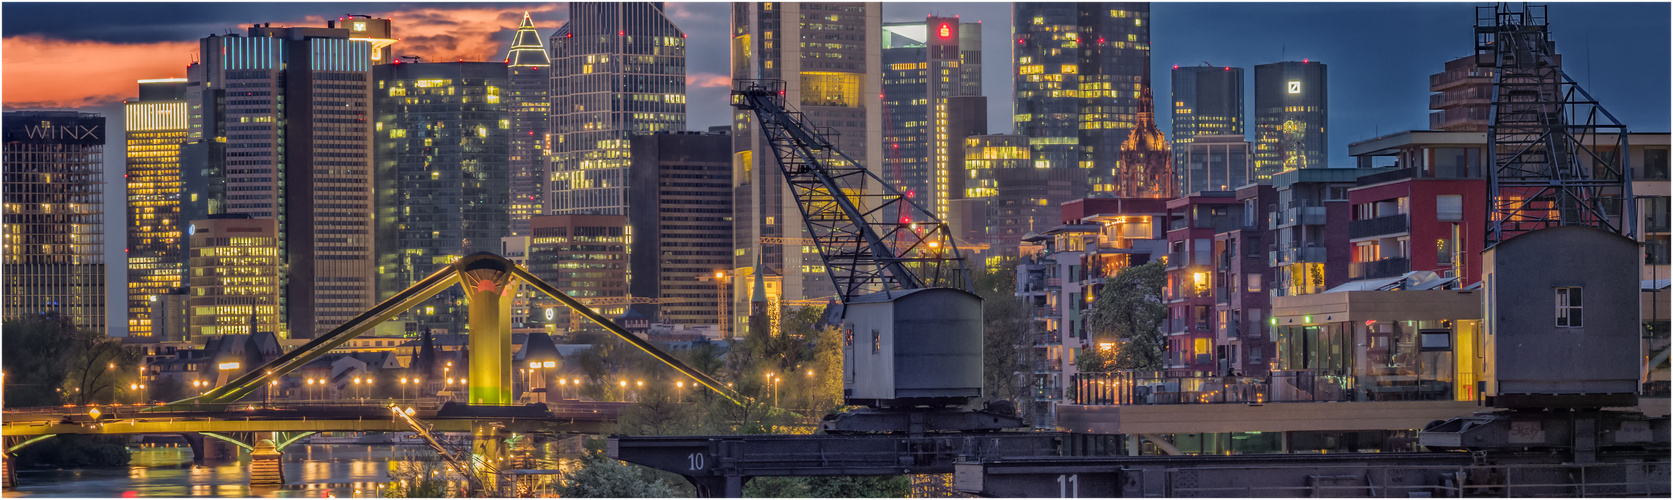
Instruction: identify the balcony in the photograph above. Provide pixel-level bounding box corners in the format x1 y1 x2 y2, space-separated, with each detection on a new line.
1032 307 1061 320
1351 257 1411 280
1429 88 1491 109
1355 167 1417 187
1429 67 1493 91
1272 206 1326 228
1277 246 1327 264
1165 251 1186 269
1348 214 1411 239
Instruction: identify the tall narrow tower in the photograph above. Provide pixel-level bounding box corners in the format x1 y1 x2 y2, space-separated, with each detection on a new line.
125 78 190 339
505 13 550 236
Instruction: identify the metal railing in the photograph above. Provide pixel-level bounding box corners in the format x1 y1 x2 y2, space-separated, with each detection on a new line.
1354 167 1417 187
1351 257 1412 280
1071 371 1459 406
1348 214 1411 239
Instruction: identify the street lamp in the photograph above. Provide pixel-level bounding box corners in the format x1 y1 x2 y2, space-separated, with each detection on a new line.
766 372 780 407
400 377 409 400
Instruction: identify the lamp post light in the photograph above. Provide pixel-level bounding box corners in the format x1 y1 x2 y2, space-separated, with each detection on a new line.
766 372 780 407
400 377 409 400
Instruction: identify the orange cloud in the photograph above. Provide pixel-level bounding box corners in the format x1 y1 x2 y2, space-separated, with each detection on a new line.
687 73 732 89
3 5 569 109
315 4 566 63
3 35 196 109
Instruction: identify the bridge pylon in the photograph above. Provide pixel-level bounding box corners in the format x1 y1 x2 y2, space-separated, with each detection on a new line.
460 256 517 406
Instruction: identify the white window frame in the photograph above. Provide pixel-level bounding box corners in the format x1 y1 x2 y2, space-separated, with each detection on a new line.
1555 286 1583 328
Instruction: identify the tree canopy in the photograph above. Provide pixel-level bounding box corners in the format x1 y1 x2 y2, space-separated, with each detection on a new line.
1084 260 1168 372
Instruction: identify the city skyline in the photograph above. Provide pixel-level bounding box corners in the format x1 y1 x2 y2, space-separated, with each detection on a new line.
2 1 1668 336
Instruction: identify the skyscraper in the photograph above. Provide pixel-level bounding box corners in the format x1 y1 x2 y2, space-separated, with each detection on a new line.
372 61 511 335
187 215 281 338
1179 135 1253 194
961 134 1087 256
505 13 551 236
1013 2 1150 196
2 111 107 334
731 2 884 335
881 16 984 217
187 21 384 338
547 2 687 215
527 214 630 330
125 78 190 339
627 130 733 328
1254 61 1328 178
1170 64 1244 159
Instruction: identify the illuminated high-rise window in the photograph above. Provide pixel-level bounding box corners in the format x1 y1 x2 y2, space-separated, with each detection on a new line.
2 112 107 335
1012 2 1150 198
1171 65 1244 161
188 216 282 338
372 61 511 336
548 2 687 216
125 79 190 340
881 16 986 239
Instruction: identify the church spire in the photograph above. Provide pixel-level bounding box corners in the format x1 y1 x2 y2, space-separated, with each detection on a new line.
505 12 551 67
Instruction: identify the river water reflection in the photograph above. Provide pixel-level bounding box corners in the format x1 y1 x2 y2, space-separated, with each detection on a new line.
5 444 570 498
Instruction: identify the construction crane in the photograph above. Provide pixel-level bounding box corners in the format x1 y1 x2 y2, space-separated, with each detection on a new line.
734 80 1016 433
1418 3 1664 464
759 235 990 251
1475 3 1631 248
733 80 970 303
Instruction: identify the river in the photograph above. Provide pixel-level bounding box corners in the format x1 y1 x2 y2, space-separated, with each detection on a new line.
5 443 574 498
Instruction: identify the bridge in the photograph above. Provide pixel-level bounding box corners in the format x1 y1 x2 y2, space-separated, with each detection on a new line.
1 253 751 492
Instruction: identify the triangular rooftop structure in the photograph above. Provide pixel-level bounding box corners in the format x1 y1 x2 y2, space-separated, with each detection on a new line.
505 12 551 67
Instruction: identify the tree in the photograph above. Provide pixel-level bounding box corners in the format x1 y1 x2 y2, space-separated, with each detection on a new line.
972 257 1036 418
557 450 678 498
1085 260 1168 371
382 454 453 498
2 313 78 407
805 324 845 414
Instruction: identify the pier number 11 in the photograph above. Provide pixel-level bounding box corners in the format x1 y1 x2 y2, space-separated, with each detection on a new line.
1057 474 1078 498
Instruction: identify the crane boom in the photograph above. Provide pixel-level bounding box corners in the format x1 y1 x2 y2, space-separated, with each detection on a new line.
732 80 970 304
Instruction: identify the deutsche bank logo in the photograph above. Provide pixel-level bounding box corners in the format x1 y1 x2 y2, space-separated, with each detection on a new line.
1287 81 1301 94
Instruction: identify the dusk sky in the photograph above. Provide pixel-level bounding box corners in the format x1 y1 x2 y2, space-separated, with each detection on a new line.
2 1 1669 336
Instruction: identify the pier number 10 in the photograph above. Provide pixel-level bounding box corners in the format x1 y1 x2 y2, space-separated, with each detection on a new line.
687 453 706 471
